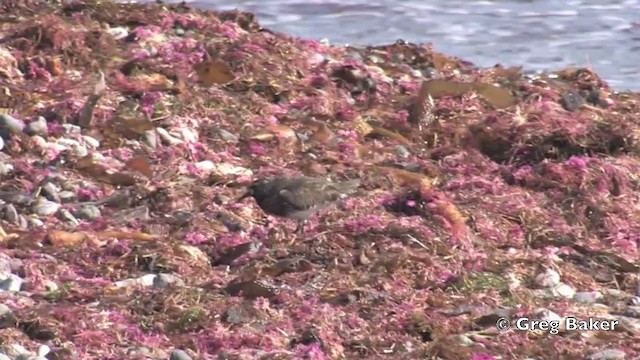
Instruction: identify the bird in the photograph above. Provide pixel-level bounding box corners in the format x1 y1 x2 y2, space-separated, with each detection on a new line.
238 175 361 234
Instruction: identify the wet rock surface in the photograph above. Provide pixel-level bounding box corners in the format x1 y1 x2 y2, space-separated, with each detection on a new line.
0 1 638 359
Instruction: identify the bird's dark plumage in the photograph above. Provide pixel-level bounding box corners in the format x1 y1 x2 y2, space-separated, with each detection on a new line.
239 176 361 233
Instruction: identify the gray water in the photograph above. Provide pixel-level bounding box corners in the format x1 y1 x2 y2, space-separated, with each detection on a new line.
138 0 640 91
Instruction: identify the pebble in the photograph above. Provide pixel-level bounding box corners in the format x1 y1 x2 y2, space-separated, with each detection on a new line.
74 204 101 220
142 129 158 148
31 198 61 216
153 274 185 289
58 209 80 226
533 308 562 323
156 127 183 145
114 274 158 289
218 129 238 142
453 334 474 346
81 135 100 149
28 218 45 228
550 283 576 299
170 349 193 360
574 291 603 304
0 114 25 138
588 349 626 360
107 27 129 40
58 190 77 203
42 280 59 293
534 268 561 288
2 204 19 224
41 182 61 203
62 124 81 135
0 274 24 292
623 306 640 318
394 145 410 158
23 116 48 136
0 162 12 177
70 144 89 158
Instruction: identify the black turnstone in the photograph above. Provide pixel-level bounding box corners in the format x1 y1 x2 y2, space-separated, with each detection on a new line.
239 175 361 233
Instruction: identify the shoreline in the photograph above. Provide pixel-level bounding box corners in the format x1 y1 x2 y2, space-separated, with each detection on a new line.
0 1 639 359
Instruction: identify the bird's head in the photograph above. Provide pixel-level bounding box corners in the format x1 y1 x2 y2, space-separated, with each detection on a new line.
238 178 273 201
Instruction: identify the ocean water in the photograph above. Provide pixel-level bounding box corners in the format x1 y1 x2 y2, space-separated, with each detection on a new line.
132 0 640 91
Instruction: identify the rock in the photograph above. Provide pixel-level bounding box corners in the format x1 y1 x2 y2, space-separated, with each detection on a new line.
156 127 183 145
41 182 61 203
0 162 10 177
74 204 101 220
142 129 158 148
107 27 129 40
588 348 626 360
170 349 193 360
574 291 603 304
31 198 61 216
58 209 80 226
534 268 560 288
28 217 45 228
533 308 562 323
394 145 410 158
623 306 640 318
81 135 100 149
0 137 3 151
0 114 25 139
62 124 81 134
153 273 185 289
42 280 59 293
550 283 576 299
58 191 77 203
0 274 24 292
2 204 19 224
24 116 48 136
218 129 238 142
71 144 89 158
453 334 474 346
115 274 157 289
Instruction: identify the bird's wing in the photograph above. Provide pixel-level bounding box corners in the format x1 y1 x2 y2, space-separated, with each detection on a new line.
279 179 360 210
279 188 319 210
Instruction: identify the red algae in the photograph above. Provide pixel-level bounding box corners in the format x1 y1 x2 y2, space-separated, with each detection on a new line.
0 0 639 359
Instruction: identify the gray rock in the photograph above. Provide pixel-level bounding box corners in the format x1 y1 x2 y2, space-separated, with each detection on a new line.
58 191 77 203
588 348 626 360
153 274 185 289
624 306 640 318
142 130 158 149
2 204 19 224
574 291 603 304
24 116 48 136
0 114 25 138
58 209 79 226
28 217 44 228
550 283 576 299
0 162 12 177
0 274 24 292
70 144 89 158
81 135 100 149
41 182 61 203
394 145 410 158
31 198 61 216
218 129 238 142
170 349 193 360
115 274 157 289
452 334 474 346
75 204 101 220
62 124 82 135
534 268 561 288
